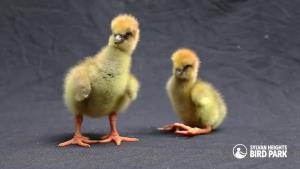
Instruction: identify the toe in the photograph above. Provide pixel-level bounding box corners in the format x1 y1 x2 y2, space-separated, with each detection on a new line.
58 139 74 147
100 134 109 139
158 123 177 131
99 138 112 144
158 127 172 131
173 123 192 131
121 137 139 142
115 138 121 146
80 136 90 140
78 141 90 148
175 130 189 135
83 139 98 144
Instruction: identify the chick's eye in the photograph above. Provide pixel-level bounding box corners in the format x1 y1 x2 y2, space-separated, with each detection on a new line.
124 32 132 38
184 64 192 69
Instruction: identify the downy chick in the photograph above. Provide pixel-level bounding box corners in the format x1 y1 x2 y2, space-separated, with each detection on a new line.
159 48 227 136
59 14 140 147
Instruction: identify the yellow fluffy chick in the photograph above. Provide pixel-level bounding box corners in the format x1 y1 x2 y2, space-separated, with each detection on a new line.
58 14 140 147
159 48 227 136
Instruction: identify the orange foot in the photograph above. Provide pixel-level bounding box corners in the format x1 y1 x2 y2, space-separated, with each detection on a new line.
158 123 212 136
58 135 98 148
99 133 139 146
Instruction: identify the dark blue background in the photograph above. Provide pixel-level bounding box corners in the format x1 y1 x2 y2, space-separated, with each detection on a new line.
0 0 299 168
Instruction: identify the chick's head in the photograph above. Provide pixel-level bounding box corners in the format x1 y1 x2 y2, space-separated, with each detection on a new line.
109 14 140 53
171 48 200 80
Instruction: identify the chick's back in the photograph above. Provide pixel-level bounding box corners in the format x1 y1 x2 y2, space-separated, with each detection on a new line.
191 80 227 129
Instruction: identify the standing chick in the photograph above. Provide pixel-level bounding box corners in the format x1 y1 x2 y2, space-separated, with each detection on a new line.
159 48 227 136
59 14 140 147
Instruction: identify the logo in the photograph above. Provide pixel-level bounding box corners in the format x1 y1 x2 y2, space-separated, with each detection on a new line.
232 144 287 159
233 144 247 159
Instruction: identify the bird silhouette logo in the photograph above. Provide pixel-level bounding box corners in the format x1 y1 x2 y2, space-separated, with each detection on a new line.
233 144 247 159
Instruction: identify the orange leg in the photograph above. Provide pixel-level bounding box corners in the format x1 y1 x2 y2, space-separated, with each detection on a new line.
99 112 139 145
58 114 98 148
158 123 212 136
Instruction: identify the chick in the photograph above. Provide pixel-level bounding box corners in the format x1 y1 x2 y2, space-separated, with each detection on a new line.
58 14 140 147
159 48 227 136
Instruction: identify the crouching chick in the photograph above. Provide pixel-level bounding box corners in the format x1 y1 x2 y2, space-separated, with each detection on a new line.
159 48 227 136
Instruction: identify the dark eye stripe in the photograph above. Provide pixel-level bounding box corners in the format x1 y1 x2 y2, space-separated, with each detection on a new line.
126 32 132 36
113 32 132 40
184 64 192 69
124 32 132 39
